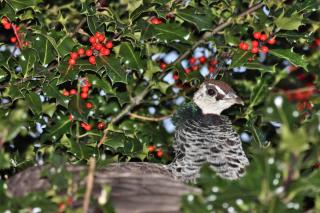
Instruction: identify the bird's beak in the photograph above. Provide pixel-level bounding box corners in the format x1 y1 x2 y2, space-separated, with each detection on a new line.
234 96 244 105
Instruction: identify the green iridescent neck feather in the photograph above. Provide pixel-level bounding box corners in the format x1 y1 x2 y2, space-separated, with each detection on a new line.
172 102 202 126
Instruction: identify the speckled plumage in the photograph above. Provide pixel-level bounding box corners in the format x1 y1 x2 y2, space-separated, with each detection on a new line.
169 112 249 182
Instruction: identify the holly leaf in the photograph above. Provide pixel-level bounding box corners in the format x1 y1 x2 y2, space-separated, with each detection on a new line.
19 48 37 77
56 35 76 58
25 92 42 115
6 0 42 12
176 8 213 31
32 34 58 65
229 50 251 68
274 12 303 31
119 42 144 71
269 49 308 71
103 57 127 84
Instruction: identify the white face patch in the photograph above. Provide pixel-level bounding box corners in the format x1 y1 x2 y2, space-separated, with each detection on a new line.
193 83 240 115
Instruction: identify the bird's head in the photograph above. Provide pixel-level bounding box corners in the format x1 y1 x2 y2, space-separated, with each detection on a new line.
193 80 244 115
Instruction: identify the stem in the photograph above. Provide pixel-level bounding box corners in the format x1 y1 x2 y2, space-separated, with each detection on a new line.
70 17 86 37
171 2 264 66
83 157 96 213
129 113 172 122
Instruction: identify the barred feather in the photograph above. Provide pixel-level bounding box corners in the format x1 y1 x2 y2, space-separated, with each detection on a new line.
168 114 249 182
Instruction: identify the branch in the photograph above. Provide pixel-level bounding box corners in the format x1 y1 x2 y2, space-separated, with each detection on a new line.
83 157 96 213
172 2 264 66
129 113 172 122
97 84 152 147
70 17 86 37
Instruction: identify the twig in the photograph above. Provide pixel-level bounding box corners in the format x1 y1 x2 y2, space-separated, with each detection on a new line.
83 157 96 213
97 84 152 147
70 17 86 37
129 113 172 122
171 2 264 66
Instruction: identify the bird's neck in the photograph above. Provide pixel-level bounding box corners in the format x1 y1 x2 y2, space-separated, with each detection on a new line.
172 102 202 126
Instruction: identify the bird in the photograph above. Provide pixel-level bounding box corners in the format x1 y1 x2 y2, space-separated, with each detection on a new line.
6 80 249 213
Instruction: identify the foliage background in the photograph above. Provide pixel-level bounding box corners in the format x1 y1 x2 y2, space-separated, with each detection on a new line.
0 0 320 212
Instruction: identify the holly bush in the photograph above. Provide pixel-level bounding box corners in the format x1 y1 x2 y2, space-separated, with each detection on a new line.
0 0 320 212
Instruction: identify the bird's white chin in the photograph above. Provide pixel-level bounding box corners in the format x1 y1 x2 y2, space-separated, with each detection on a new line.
196 100 241 115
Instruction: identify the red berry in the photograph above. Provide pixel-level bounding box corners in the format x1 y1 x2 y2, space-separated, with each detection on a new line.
10 36 17 43
267 37 276 45
191 65 199 71
81 79 91 88
69 114 73 121
210 59 218 65
106 41 113 49
1 17 8 24
253 32 261 40
63 90 70 96
23 41 30 46
199 56 207 64
315 38 320 46
100 47 110 56
260 34 268 41
81 122 92 131
173 73 179 80
97 122 106 130
3 23 11 30
209 66 215 73
98 34 105 42
82 86 89 93
70 89 77 95
86 49 93 57
251 47 259 54
16 26 20 31
89 56 96 64
189 57 196 65
184 68 191 74
156 149 163 157
78 48 85 55
94 43 102 51
95 32 101 38
81 92 88 99
85 102 93 109
89 36 96 43
251 40 259 47
70 52 78 59
150 17 163 25
260 46 269 53
68 58 76 65
159 62 167 70
148 145 156 152
241 42 249 51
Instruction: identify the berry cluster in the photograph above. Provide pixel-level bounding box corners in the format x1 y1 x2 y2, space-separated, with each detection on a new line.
68 32 113 66
63 78 106 132
158 55 218 82
239 32 276 54
185 56 218 74
1 17 29 47
148 145 164 158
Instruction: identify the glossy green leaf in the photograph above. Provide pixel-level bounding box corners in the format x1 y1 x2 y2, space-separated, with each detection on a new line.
19 48 37 77
6 0 42 11
102 57 127 84
25 92 42 115
119 42 144 71
275 12 303 30
176 8 213 31
229 50 251 68
32 34 58 65
56 36 76 57
269 49 308 71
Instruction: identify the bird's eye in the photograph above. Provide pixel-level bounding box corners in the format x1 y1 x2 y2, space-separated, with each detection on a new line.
207 88 216 96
